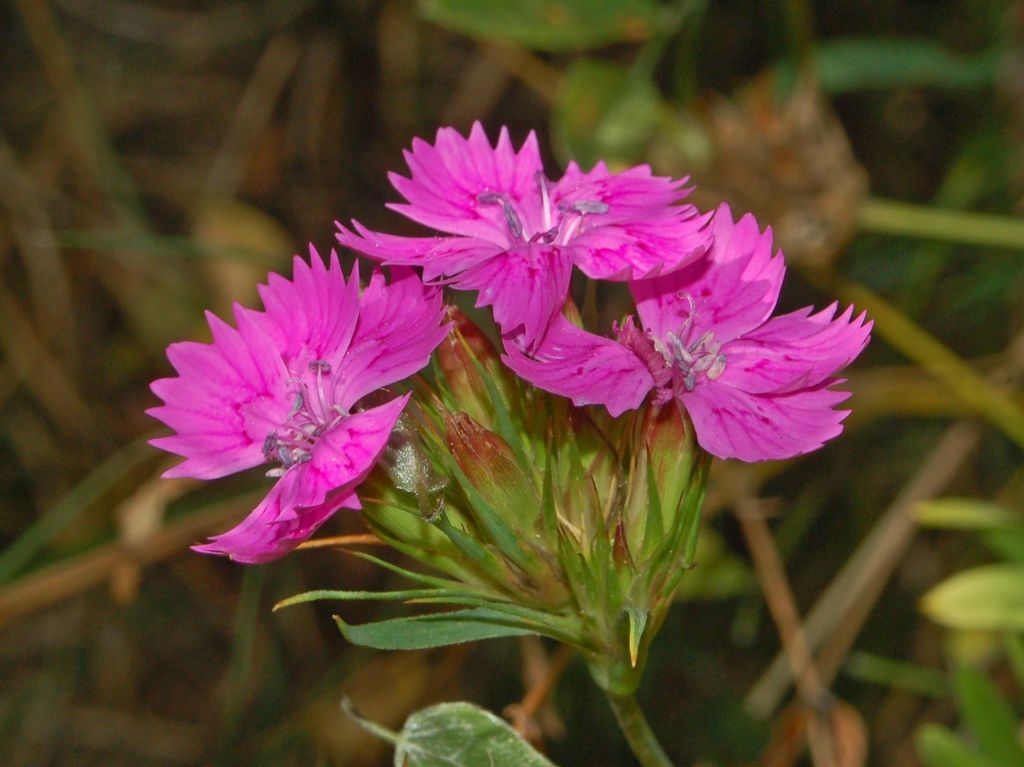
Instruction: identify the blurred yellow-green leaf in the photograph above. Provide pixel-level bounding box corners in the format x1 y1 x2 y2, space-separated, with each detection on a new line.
921 564 1024 632
915 498 1024 532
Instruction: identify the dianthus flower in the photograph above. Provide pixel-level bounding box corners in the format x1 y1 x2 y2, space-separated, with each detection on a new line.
336 122 711 349
505 204 872 461
148 251 449 562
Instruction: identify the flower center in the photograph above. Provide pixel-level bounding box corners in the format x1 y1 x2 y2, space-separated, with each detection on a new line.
653 294 727 393
262 359 347 477
476 174 608 247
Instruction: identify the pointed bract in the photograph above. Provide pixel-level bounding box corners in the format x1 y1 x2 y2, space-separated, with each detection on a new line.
148 248 449 562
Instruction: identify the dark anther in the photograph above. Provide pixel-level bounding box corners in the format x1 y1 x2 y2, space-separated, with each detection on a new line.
572 200 609 214
277 445 295 468
499 201 523 240
262 432 278 458
529 226 560 244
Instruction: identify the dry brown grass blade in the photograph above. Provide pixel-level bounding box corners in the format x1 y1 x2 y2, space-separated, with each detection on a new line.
745 420 982 718
296 534 386 550
746 324 1024 716
202 34 302 200
0 136 74 353
738 500 860 767
0 284 95 441
0 493 259 629
505 638 573 746
755 701 868 767
482 42 560 104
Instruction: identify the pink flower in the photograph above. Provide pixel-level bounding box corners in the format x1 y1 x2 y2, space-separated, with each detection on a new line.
336 122 712 349
147 251 449 562
505 204 872 462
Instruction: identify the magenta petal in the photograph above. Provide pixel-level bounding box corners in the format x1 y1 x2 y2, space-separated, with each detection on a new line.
681 380 852 462
191 396 409 563
148 315 289 480
386 122 544 241
553 162 685 220
254 247 361 365
571 210 713 280
721 304 872 394
333 269 450 411
555 162 713 280
503 315 654 417
454 243 573 349
302 395 410 499
336 221 501 282
191 469 359 564
631 203 784 345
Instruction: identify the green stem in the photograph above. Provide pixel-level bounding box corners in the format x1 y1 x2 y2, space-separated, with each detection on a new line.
860 197 1024 251
605 692 675 767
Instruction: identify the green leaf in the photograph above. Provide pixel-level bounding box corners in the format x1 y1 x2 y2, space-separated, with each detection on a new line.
920 564 1024 632
334 608 539 650
952 667 1024 765
813 38 997 94
915 498 1024 532
348 549 474 591
274 588 479 612
916 723 1003 767
346 699 557 767
844 651 946 698
420 0 661 52
981 529 1024 564
554 60 661 168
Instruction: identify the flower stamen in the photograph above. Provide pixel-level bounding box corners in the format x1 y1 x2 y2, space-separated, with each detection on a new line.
478 192 524 242
264 359 348 476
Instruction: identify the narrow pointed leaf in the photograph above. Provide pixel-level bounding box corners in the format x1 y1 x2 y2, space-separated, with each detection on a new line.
275 588 450 611
915 498 1023 531
952 667 1024 766
916 724 1003 767
334 608 539 650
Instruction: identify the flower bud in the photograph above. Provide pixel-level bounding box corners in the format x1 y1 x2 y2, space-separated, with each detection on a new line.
435 309 514 430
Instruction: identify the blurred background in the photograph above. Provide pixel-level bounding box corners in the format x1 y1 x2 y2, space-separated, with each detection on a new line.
2 1 1023 765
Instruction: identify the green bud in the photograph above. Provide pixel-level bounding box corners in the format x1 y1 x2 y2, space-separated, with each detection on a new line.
445 411 541 536
436 309 512 429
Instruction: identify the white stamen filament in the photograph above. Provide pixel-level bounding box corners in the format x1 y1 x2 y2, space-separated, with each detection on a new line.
477 179 610 247
263 359 347 477
664 296 727 392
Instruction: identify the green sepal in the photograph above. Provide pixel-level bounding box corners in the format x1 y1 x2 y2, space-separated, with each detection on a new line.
441 448 542 577
626 606 648 668
446 412 542 539
435 516 520 587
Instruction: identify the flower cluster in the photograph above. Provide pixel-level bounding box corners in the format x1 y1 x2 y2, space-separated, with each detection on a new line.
149 123 870 563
